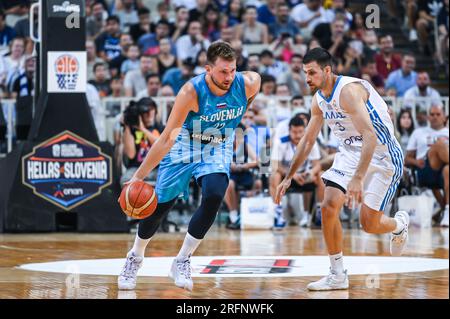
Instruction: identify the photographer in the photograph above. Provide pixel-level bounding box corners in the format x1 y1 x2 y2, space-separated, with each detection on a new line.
121 97 163 186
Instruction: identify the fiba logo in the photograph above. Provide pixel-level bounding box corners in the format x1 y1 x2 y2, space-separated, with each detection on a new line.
54 54 79 90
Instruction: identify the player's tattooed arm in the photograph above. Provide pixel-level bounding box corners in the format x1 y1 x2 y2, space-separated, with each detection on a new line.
243 71 261 108
131 83 198 180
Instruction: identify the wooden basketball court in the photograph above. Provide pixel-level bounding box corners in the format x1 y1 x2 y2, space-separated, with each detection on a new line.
0 226 447 299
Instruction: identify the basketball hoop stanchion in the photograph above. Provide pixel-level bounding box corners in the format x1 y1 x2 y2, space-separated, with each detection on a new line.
0 0 128 232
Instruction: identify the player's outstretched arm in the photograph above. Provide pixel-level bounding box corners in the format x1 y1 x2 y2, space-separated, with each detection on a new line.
274 96 324 204
130 83 198 182
340 82 378 206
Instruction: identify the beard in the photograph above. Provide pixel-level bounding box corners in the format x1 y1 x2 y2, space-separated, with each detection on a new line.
211 74 231 91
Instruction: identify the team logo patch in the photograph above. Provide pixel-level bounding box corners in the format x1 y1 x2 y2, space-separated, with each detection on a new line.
54 54 79 90
216 103 227 109
22 131 112 210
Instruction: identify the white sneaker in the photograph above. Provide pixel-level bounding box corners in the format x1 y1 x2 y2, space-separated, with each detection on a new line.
300 213 309 227
409 29 418 41
169 257 193 291
390 211 409 256
118 252 143 290
307 269 349 291
441 206 449 227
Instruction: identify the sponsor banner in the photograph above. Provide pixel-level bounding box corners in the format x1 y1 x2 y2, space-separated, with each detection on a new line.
48 51 86 93
22 131 112 210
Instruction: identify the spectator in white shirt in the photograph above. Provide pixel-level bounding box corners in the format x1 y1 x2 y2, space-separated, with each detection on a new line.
405 105 449 226
403 71 442 110
290 0 329 40
175 20 210 65
124 54 155 97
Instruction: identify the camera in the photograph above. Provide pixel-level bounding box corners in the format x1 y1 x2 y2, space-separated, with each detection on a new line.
123 98 156 128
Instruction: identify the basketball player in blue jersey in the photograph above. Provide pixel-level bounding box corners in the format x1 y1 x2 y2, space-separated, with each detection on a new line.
275 48 409 291
118 42 261 291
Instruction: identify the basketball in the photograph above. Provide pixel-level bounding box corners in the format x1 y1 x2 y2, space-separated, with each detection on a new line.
119 181 158 219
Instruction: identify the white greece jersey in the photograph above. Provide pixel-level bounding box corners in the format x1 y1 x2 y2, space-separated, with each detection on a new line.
318 75 404 212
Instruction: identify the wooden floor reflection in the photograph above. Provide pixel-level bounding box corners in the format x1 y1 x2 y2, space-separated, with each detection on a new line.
0 227 448 299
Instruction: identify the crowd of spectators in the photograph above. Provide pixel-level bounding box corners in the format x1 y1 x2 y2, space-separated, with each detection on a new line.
0 0 448 228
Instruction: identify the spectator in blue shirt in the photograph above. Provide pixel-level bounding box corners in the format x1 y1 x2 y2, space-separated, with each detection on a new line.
268 2 300 41
385 53 417 97
257 0 278 25
162 58 195 94
95 16 122 62
0 10 17 47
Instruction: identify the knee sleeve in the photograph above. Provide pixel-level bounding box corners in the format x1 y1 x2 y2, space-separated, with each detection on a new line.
137 198 177 239
188 173 229 239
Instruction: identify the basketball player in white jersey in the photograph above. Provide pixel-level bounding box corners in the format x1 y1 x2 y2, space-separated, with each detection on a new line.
275 48 409 291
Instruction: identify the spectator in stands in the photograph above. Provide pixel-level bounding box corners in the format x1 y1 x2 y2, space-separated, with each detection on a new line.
188 0 209 23
257 0 278 25
230 40 248 72
138 20 172 56
406 104 449 226
3 37 26 96
374 34 402 80
171 6 190 42
108 34 133 78
247 53 262 73
361 29 379 60
151 2 175 35
336 44 360 77
176 20 210 65
416 0 441 55
129 7 151 43
360 57 385 95
110 76 124 97
202 5 221 42
12 55 35 141
278 53 309 96
224 121 262 230
136 73 161 99
403 0 419 42
193 49 207 75
314 15 350 62
227 0 244 27
269 2 300 42
121 97 163 186
253 74 276 125
124 54 155 97
259 49 289 78
290 0 329 40
156 37 177 79
0 10 16 48
115 0 139 32
89 62 111 98
415 105 429 127
273 83 292 123
325 0 353 32
12 2 34 40
95 15 122 62
162 58 195 94
235 6 269 45
120 44 140 75
403 71 442 110
270 117 322 228
86 83 107 141
86 1 108 39
172 0 197 11
385 53 417 97
86 40 105 81
396 109 415 153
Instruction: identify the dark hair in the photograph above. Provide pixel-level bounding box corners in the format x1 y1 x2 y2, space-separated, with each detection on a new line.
362 57 376 67
245 5 258 12
107 15 120 24
91 1 106 10
397 109 415 135
261 74 276 85
260 49 273 59
138 7 150 16
303 47 333 68
207 41 236 64
291 53 303 61
93 62 106 72
289 116 305 128
291 95 304 102
137 97 157 112
402 51 415 59
145 73 160 82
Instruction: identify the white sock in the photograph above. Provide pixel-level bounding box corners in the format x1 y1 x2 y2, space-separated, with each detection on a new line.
229 210 239 223
130 234 151 257
329 252 344 275
176 232 202 261
393 216 405 234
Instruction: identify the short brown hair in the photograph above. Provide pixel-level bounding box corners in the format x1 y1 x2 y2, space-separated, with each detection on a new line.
207 41 236 65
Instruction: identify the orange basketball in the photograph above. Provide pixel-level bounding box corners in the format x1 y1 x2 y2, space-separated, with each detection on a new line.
119 181 158 219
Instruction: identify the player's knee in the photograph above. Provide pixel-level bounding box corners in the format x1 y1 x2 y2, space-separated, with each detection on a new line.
321 199 341 219
360 218 378 233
